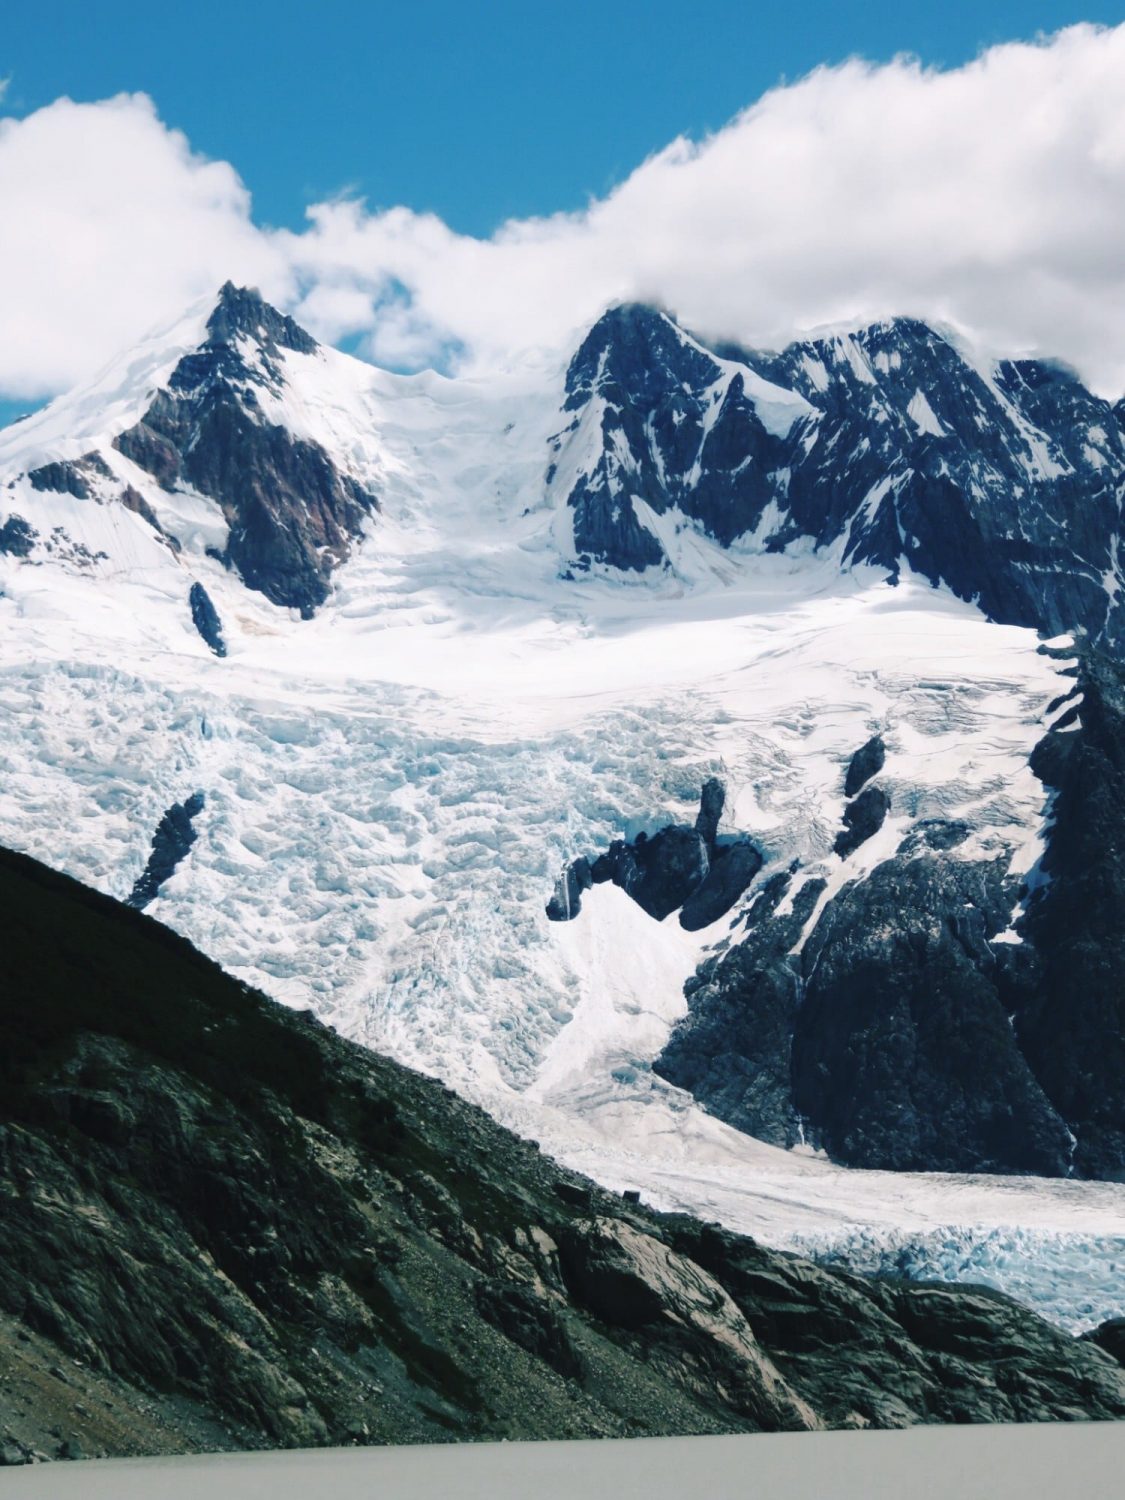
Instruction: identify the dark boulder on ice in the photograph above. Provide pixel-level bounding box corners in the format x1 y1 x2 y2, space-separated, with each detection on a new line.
189 581 227 657
126 792 206 910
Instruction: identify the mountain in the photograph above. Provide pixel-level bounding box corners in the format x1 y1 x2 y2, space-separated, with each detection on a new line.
2 843 1124 1464
114 284 377 618
3 286 1123 649
1 286 1124 1334
0 282 384 637
553 305 1125 651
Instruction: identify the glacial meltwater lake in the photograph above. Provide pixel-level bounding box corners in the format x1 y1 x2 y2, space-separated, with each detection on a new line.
3 1424 1124 1499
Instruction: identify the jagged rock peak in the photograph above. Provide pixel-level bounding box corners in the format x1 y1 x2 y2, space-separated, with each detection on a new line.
205 281 318 357
111 283 377 618
553 299 1125 652
564 302 717 410
165 284 319 403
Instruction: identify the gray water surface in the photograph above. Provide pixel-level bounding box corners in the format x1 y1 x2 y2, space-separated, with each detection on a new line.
3 1424 1123 1500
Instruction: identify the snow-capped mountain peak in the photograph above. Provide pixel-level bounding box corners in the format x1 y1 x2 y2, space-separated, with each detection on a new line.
552 303 1125 649
0 284 388 628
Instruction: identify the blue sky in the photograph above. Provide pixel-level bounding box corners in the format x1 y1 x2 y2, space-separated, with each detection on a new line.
3 6 1125 426
4 1 1123 238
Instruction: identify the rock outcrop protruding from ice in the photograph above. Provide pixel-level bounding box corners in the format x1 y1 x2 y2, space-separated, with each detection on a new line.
127 792 206 911
548 780 762 929
658 648 1125 1179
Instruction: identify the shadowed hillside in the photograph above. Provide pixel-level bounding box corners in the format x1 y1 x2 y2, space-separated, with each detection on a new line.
1 846 1123 1465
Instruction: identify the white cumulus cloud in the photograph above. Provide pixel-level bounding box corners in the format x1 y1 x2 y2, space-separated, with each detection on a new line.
0 93 289 399
3 23 1125 401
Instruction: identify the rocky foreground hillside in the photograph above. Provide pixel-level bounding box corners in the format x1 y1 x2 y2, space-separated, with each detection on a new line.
1 848 1124 1465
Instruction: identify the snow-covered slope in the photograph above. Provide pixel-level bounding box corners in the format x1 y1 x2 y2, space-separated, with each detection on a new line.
1 286 1123 1329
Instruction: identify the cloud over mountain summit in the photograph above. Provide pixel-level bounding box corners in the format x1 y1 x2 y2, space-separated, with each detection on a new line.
3 21 1125 397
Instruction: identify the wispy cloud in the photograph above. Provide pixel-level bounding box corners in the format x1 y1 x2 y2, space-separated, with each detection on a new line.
3 24 1125 400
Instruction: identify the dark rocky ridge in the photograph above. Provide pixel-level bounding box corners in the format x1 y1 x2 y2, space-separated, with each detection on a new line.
1 843 1124 1465
789 855 1072 1174
656 650 1125 1179
1012 650 1125 1178
833 783 890 858
656 872 824 1149
126 793 206 910
555 306 1125 654
114 284 377 617
27 453 114 500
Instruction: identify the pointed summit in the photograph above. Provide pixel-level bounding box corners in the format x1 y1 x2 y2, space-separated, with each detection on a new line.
204 282 318 358
564 302 715 411
112 283 376 617
165 285 319 402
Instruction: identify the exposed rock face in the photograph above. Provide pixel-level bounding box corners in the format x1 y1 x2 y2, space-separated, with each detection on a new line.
898 819 970 855
664 1218 1125 1431
2 843 1122 1463
844 736 886 797
1012 652 1125 1179
557 1218 818 1432
552 306 1125 652
656 873 822 1148
680 840 765 931
695 776 725 845
657 651 1125 1179
189 582 227 657
661 835 1077 1172
1085 1319 1125 1367
548 781 762 928
0 514 36 557
27 452 114 499
605 826 712 921
552 305 803 573
120 483 178 549
834 784 890 858
791 855 1072 1173
126 792 206 909
115 284 377 617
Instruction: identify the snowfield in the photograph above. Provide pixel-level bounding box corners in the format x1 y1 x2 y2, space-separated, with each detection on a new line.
1 304 1122 1331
